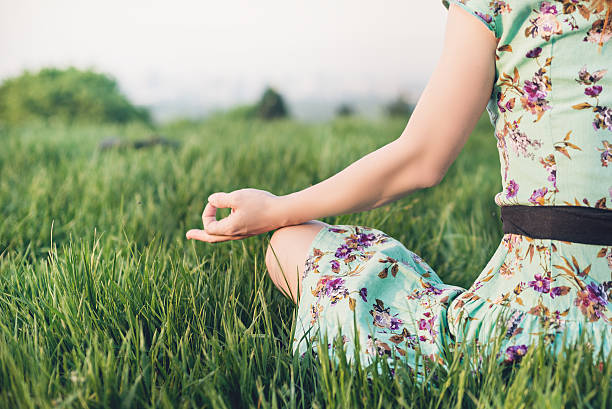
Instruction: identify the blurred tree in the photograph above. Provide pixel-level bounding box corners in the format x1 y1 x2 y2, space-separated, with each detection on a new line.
385 95 414 118
336 103 355 117
0 67 151 125
255 87 289 120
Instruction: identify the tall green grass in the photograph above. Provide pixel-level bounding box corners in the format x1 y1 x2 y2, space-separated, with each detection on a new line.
0 116 609 408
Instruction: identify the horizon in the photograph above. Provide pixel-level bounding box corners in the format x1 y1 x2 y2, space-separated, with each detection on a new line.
1 1 447 120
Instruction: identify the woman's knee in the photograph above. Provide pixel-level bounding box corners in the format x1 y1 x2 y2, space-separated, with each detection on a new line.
265 220 328 302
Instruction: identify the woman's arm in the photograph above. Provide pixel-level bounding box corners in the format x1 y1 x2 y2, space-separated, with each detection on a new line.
187 5 497 243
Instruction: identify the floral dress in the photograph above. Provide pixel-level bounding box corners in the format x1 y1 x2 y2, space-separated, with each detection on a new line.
293 0 612 370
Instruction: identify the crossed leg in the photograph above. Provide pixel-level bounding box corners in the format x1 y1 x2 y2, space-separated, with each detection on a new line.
265 220 328 303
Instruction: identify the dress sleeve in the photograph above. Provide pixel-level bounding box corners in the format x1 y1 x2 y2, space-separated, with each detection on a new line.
442 0 498 37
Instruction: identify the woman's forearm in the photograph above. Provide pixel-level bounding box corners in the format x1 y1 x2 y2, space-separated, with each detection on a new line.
277 133 438 226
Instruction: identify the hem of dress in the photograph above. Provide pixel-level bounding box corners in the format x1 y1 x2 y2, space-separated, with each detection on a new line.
296 224 339 306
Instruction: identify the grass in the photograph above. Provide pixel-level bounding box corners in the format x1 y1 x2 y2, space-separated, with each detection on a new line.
0 115 609 408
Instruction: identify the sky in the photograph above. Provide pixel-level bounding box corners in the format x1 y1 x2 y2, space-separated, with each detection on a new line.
0 1 448 120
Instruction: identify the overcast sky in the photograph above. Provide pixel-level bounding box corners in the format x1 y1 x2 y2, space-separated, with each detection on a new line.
0 1 448 119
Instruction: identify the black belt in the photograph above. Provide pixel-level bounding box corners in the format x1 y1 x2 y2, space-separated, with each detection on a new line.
501 205 612 245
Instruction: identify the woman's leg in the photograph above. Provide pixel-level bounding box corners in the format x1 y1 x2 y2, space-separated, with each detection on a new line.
265 220 328 303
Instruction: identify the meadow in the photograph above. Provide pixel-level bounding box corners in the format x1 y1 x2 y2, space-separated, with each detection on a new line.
0 115 609 408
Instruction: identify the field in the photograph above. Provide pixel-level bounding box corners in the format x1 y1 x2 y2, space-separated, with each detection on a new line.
0 115 609 408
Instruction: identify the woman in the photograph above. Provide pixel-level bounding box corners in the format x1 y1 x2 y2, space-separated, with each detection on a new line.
187 0 611 370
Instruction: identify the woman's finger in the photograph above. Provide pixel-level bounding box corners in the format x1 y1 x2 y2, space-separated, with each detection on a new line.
208 192 234 208
203 192 239 235
202 202 217 229
185 229 248 243
205 213 238 236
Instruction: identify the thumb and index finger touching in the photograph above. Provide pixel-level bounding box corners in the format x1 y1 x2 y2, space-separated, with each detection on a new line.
204 192 236 234
186 192 241 241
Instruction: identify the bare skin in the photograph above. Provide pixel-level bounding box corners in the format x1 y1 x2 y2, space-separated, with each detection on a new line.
186 5 497 302
265 220 328 303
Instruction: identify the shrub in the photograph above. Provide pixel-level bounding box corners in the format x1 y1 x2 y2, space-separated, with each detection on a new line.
0 67 151 125
336 103 356 117
254 87 289 120
385 95 414 118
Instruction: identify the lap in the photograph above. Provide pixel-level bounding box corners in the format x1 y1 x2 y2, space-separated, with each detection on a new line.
281 224 610 373
292 224 464 370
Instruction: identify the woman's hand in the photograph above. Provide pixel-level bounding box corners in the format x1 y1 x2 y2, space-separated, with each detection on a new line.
185 189 283 243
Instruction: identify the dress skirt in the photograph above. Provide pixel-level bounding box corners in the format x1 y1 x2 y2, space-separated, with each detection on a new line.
292 225 612 370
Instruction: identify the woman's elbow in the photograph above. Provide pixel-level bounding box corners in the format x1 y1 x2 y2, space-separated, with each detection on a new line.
412 154 448 188
397 136 448 189
418 166 446 188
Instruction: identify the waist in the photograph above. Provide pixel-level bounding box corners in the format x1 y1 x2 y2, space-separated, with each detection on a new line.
501 205 612 245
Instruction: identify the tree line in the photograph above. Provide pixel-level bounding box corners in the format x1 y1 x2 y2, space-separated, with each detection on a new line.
0 67 413 125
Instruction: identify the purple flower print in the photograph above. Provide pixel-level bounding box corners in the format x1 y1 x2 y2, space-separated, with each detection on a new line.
418 317 432 332
528 274 551 293
550 287 564 298
345 231 378 251
575 67 611 132
586 282 608 306
371 301 390 328
417 312 438 341
574 282 608 321
521 69 552 118
585 85 603 97
330 260 340 273
546 310 566 331
389 317 403 331
539 1 557 14
365 336 392 357
505 180 519 198
577 66 591 84
593 107 612 131
325 277 345 296
504 345 528 363
601 141 612 166
539 154 557 189
603 108 612 131
528 187 548 205
335 244 352 259
329 227 347 233
576 66 607 86
529 2 562 41
490 0 512 15
313 275 349 305
496 92 515 113
303 256 318 279
524 79 548 103
357 232 376 246
370 300 403 331
526 47 542 58
603 280 612 298
505 311 524 338
372 313 388 328
359 287 368 302
476 11 493 24
548 169 557 184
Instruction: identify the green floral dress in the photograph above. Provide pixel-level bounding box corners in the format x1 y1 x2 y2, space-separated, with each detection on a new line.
293 0 611 370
